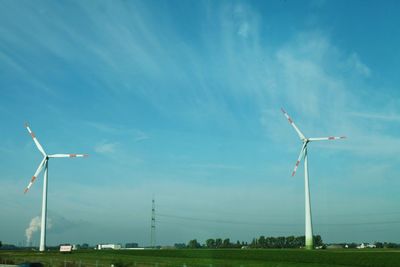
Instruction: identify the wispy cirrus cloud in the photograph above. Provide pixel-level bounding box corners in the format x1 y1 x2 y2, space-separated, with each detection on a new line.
232 4 259 38
94 141 118 154
88 122 150 142
348 53 371 77
134 130 149 142
348 111 400 122
189 163 243 171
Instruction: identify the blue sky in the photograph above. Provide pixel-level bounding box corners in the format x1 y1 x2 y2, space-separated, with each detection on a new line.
1 0 400 247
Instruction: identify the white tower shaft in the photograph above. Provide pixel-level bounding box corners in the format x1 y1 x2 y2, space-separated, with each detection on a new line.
39 161 48 252
304 148 313 250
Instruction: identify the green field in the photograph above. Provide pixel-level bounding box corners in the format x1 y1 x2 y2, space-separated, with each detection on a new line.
1 249 400 267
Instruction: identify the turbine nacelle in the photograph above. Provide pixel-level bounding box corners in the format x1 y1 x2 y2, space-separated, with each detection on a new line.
281 108 346 177
23 124 88 193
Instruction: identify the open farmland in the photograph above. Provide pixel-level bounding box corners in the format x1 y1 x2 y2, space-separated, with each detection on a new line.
1 249 400 267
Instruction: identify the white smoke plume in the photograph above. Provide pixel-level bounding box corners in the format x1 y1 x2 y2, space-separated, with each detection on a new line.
25 216 53 244
25 216 40 244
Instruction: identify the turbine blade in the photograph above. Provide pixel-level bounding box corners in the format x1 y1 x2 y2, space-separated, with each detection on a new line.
308 136 346 142
48 154 88 158
24 157 47 194
25 123 46 156
281 108 306 140
292 143 307 177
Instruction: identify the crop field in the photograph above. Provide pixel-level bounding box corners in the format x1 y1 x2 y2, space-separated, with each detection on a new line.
1 249 400 267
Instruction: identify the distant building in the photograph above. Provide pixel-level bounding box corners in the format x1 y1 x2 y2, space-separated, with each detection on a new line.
96 244 121 250
357 243 376 249
60 244 73 253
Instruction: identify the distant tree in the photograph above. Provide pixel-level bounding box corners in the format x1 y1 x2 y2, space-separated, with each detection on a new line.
0 241 2 248
313 235 323 247
266 237 276 248
222 238 231 248
258 236 265 248
81 243 89 249
206 239 215 248
295 236 305 247
235 240 241 248
188 239 201 249
125 243 138 248
285 236 296 248
250 238 257 248
215 238 222 248
374 242 384 248
347 243 357 248
384 242 399 249
174 243 186 249
187 235 329 250
277 237 286 248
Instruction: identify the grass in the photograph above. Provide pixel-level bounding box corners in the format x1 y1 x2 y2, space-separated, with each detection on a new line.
1 249 400 267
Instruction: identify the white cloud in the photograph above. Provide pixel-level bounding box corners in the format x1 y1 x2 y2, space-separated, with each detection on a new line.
189 163 242 171
237 22 250 37
134 130 149 142
348 53 371 77
232 4 258 39
86 122 120 134
253 31 400 161
94 141 118 154
348 111 400 122
87 122 149 142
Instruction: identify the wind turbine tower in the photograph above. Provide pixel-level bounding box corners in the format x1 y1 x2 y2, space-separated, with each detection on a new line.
150 197 156 248
281 108 346 250
24 123 88 252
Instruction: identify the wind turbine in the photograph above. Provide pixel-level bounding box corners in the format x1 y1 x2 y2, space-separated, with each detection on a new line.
281 108 345 250
24 123 88 252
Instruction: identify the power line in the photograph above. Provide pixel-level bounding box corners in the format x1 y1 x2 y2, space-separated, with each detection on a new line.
317 220 400 226
315 211 400 218
156 213 400 227
157 213 292 226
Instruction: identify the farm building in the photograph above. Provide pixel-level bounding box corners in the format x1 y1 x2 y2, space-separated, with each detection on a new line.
96 244 122 250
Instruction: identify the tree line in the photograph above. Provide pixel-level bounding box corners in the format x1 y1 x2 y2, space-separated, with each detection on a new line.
179 235 323 249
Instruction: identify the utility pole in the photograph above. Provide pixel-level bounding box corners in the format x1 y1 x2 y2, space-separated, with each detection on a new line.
150 196 156 248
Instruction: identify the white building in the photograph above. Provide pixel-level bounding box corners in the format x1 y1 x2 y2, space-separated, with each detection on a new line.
96 244 122 250
357 243 376 249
